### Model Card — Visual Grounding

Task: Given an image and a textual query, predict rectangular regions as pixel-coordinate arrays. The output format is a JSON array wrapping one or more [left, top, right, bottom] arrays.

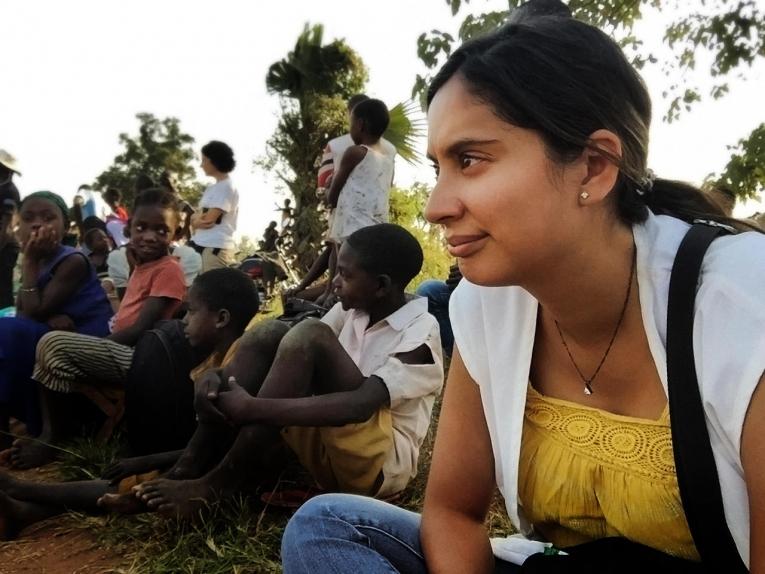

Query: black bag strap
[[667, 222, 748, 572]]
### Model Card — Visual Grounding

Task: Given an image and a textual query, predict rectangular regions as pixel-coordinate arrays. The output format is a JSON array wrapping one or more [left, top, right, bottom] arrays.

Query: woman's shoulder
[[637, 213, 765, 293], [704, 228, 765, 285], [206, 178, 236, 196]]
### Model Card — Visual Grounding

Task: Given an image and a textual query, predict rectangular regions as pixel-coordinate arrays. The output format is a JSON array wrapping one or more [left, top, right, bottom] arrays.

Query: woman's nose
[[424, 177, 462, 225]]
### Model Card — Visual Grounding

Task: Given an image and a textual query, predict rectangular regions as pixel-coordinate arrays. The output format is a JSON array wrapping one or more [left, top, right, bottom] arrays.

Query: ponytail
[[639, 178, 762, 234]]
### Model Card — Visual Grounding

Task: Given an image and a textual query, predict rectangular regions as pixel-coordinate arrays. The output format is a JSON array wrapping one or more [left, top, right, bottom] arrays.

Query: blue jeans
[[415, 280, 453, 357], [282, 494, 519, 573]]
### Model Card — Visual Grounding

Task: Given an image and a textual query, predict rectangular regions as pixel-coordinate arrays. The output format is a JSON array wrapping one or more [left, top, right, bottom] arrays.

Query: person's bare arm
[[191, 207, 225, 230], [17, 254, 88, 321], [216, 375, 390, 427], [421, 346, 497, 574], [326, 146, 367, 208], [107, 296, 177, 346], [215, 344, 432, 427], [742, 373, 765, 573]]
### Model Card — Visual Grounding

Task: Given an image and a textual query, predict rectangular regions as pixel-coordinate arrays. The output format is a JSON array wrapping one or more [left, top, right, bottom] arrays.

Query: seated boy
[[132, 223, 443, 519], [9, 188, 187, 468], [0, 267, 260, 538]]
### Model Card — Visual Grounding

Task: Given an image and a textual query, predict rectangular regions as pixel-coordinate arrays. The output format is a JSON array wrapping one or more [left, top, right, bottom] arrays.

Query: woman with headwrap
[[0, 192, 112, 449]]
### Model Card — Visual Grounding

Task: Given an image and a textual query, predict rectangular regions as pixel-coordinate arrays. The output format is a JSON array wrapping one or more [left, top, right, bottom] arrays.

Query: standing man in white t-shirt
[[190, 140, 239, 272]]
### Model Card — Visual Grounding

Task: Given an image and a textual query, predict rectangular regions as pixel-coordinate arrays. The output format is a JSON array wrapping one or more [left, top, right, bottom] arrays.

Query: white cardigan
[[450, 212, 765, 565]]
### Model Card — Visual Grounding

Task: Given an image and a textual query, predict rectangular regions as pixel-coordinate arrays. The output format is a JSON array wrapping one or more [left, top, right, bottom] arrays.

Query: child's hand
[[193, 370, 227, 423], [215, 377, 255, 426], [23, 225, 59, 261]]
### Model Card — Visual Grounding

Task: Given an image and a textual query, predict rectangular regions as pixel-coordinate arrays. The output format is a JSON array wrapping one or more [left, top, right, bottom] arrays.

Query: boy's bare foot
[[134, 478, 219, 520], [9, 438, 58, 469], [96, 492, 146, 515], [0, 490, 57, 540]]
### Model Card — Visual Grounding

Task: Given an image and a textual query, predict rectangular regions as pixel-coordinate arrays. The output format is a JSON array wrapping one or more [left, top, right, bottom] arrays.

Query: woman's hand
[[23, 225, 59, 262]]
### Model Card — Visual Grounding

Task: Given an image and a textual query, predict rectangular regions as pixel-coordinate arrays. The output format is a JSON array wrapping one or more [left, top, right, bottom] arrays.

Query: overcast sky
[[2, 0, 763, 240]]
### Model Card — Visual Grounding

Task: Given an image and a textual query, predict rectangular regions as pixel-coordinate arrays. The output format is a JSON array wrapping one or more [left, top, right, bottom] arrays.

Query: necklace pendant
[[584, 382, 593, 396]]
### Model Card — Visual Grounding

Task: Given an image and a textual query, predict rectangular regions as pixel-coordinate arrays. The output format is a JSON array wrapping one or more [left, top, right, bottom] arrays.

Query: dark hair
[[82, 215, 107, 234], [102, 188, 122, 205], [345, 223, 423, 288], [201, 140, 236, 173], [132, 187, 181, 221], [347, 94, 369, 111], [427, 0, 759, 232], [352, 99, 390, 140], [134, 173, 155, 194], [191, 268, 260, 333]]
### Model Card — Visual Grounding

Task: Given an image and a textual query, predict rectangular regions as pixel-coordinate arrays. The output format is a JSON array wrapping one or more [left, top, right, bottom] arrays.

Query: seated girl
[[0, 192, 112, 449]]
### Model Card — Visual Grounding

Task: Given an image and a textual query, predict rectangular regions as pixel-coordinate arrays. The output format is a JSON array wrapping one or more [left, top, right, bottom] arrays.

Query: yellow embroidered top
[[518, 384, 700, 561]]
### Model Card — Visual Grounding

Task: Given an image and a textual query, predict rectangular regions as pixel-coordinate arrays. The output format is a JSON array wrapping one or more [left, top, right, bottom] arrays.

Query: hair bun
[[507, 0, 572, 24]]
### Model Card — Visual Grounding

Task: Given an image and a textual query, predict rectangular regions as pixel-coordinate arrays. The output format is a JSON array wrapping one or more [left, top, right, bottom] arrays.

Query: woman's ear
[[216, 309, 231, 329], [578, 129, 623, 205]]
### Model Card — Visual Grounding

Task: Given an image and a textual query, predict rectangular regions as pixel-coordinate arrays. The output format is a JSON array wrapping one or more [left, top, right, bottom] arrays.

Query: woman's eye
[[431, 163, 440, 177], [459, 155, 481, 170]]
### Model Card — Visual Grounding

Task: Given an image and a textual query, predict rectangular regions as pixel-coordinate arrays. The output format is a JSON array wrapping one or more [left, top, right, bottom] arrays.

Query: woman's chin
[[458, 261, 515, 288]]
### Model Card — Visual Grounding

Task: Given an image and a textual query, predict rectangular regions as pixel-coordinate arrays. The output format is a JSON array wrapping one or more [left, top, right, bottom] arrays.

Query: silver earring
[[580, 191, 590, 200]]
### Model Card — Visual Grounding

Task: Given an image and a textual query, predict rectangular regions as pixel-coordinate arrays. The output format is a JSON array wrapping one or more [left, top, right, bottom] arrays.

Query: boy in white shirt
[[133, 223, 444, 519]]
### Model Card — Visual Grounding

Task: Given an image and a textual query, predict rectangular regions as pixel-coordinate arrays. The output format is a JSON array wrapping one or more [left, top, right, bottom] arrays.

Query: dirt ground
[[0, 520, 124, 574], [0, 466, 126, 574]]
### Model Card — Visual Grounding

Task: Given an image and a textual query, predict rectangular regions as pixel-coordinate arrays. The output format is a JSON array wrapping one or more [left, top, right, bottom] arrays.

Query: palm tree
[[264, 24, 425, 272]]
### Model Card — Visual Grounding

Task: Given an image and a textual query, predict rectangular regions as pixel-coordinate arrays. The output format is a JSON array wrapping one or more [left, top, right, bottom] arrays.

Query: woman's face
[[425, 76, 584, 287], [18, 197, 66, 245], [201, 154, 215, 177]]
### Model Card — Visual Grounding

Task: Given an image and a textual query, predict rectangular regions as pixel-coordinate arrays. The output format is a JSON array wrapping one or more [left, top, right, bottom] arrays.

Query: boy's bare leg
[[0, 469, 110, 512], [137, 320, 366, 519], [163, 320, 290, 481], [9, 387, 72, 469]]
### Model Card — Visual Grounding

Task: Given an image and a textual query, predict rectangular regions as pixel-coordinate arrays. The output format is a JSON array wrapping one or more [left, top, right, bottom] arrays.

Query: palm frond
[[385, 100, 426, 166]]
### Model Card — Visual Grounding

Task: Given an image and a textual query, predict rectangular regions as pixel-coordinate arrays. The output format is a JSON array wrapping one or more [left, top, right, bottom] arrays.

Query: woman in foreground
[[281, 1, 765, 572]]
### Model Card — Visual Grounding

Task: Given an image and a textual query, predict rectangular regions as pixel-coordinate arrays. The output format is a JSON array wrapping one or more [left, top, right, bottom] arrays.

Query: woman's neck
[[525, 222, 636, 346]]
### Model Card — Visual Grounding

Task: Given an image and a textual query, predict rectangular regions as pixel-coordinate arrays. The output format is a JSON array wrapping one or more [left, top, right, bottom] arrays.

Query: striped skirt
[[33, 331, 134, 393]]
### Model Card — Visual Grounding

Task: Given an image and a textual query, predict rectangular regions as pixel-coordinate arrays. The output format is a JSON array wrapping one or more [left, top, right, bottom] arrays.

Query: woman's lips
[[447, 234, 489, 257]]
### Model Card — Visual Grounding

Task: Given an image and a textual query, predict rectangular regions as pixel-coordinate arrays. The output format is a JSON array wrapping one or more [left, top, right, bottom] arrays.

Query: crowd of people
[[1, 0, 764, 571]]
